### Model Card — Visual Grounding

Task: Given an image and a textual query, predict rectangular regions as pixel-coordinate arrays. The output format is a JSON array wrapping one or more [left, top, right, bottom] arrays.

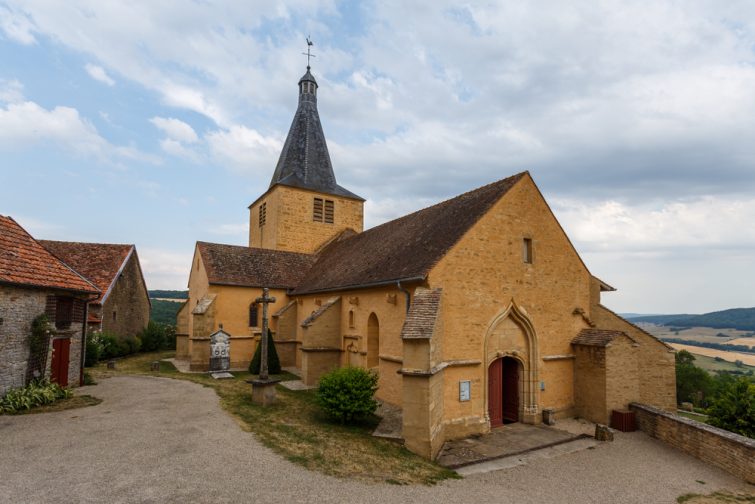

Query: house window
[[523, 237, 533, 264], [249, 303, 259, 327], [259, 202, 267, 227], [348, 310, 355, 328], [313, 198, 334, 223], [55, 296, 74, 330], [112, 311, 117, 322]]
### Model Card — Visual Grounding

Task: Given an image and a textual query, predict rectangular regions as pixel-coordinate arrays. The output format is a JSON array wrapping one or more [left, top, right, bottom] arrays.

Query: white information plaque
[[459, 380, 471, 402]]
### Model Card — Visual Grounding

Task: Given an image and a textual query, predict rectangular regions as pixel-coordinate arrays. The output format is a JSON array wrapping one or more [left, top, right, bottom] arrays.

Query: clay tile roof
[[301, 297, 340, 327], [572, 328, 635, 347], [197, 242, 316, 289], [401, 288, 442, 339], [292, 172, 527, 295], [39, 240, 134, 304], [0, 216, 98, 294]]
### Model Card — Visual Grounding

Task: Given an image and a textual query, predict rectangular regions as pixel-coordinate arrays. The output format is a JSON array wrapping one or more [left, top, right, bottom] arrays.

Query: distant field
[[726, 337, 755, 347], [677, 351, 755, 374], [638, 324, 754, 344], [152, 297, 187, 303], [668, 343, 755, 367]]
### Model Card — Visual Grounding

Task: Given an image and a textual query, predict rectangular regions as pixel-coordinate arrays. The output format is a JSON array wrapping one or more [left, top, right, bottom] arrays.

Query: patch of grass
[[91, 351, 459, 485], [11, 395, 102, 415], [677, 411, 711, 424], [678, 492, 755, 503]]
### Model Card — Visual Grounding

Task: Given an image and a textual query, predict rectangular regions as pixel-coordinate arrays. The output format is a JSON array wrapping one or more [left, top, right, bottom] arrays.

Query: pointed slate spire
[[269, 67, 363, 201]]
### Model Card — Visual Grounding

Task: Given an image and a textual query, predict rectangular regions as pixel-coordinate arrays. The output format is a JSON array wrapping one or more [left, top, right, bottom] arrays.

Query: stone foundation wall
[[0, 286, 47, 394], [630, 403, 755, 483]]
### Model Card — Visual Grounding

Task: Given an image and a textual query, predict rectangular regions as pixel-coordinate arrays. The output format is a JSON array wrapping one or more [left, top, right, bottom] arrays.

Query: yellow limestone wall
[[573, 345, 608, 423], [425, 173, 593, 441], [296, 286, 409, 402], [184, 245, 290, 371], [249, 185, 364, 254], [605, 337, 640, 418], [591, 303, 676, 411]]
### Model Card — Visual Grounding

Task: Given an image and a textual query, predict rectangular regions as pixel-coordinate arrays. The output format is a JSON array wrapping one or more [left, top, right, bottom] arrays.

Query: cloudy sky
[[1, 1, 754, 314]]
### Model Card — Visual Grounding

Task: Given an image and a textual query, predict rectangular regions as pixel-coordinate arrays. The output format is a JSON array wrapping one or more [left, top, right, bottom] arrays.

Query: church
[[175, 64, 676, 459]]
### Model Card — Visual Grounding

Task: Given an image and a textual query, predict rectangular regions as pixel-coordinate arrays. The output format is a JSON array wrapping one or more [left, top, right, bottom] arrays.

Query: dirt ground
[[0, 375, 752, 504]]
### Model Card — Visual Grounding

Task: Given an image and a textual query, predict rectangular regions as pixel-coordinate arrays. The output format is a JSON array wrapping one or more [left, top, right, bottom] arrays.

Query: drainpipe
[[396, 281, 411, 314]]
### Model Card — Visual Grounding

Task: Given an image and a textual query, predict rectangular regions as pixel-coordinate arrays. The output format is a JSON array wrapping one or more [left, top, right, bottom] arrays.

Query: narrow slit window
[[313, 197, 324, 222], [324, 199, 334, 224], [258, 202, 267, 227], [523, 238, 533, 264], [249, 303, 259, 327], [348, 310, 355, 328], [112, 311, 117, 322]]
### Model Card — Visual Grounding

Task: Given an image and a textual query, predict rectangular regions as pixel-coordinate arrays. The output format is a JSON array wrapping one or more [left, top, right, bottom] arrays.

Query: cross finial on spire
[[303, 36, 316, 69]]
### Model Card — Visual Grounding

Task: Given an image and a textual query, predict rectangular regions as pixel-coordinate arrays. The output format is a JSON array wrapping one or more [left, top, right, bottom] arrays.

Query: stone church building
[[176, 66, 675, 458]]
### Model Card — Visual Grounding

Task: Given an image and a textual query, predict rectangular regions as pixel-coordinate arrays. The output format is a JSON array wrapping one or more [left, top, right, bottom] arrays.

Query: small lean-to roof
[[40, 240, 136, 304], [292, 172, 527, 295], [401, 288, 442, 339], [197, 242, 316, 289], [572, 328, 636, 347], [0, 216, 98, 294]]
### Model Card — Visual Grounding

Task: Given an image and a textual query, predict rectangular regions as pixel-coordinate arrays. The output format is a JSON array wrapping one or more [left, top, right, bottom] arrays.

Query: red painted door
[[488, 359, 503, 428], [51, 338, 70, 387], [502, 358, 519, 423]]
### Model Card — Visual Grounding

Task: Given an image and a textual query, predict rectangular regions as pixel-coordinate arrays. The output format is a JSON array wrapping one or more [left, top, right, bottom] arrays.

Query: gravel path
[[0, 376, 751, 503]]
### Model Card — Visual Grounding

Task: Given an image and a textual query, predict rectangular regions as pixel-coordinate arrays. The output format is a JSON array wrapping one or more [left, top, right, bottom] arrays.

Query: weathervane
[[302, 36, 316, 69]]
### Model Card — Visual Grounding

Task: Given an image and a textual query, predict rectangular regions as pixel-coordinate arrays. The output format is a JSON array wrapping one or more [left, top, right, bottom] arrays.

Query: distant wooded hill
[[150, 298, 185, 325], [628, 307, 755, 331], [148, 290, 188, 299]]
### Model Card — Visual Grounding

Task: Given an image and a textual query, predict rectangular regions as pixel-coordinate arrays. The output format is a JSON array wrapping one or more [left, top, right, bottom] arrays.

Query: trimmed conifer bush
[[317, 366, 379, 424], [249, 329, 281, 375]]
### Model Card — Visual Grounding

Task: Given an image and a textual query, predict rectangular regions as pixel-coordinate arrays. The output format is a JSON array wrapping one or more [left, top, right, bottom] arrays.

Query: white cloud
[[0, 5, 36, 45], [150, 117, 198, 143], [84, 63, 115, 86], [0, 79, 24, 103], [138, 248, 193, 290], [209, 222, 248, 237], [206, 125, 282, 174], [159, 138, 199, 162]]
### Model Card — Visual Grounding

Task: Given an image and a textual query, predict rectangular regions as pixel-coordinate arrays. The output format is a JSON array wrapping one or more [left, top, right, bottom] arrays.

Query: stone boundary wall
[[630, 402, 754, 483]]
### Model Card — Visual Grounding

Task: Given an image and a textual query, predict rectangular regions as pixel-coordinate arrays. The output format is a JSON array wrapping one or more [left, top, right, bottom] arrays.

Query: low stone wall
[[630, 403, 754, 483]]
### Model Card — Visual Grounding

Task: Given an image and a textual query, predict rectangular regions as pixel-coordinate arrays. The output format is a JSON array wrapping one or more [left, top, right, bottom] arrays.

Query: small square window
[[523, 238, 533, 264]]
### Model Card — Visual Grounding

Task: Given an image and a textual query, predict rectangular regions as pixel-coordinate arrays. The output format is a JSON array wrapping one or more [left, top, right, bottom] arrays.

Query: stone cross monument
[[249, 288, 279, 405]]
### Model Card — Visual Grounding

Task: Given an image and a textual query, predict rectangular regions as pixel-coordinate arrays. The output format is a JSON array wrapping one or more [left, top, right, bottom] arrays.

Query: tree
[[675, 350, 714, 406], [249, 329, 281, 375], [707, 377, 755, 438]]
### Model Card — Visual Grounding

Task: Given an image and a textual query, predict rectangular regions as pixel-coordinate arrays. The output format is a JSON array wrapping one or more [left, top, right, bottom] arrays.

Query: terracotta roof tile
[[198, 242, 315, 289], [0, 216, 98, 294], [39, 240, 133, 304], [292, 172, 526, 294], [572, 328, 636, 347], [401, 288, 442, 339]]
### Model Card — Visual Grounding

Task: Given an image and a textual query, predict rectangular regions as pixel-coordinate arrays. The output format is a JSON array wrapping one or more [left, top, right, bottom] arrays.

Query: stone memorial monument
[[209, 325, 233, 379]]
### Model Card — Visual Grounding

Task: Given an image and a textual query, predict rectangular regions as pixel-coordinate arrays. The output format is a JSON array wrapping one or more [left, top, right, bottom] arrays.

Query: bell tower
[[248, 62, 364, 254]]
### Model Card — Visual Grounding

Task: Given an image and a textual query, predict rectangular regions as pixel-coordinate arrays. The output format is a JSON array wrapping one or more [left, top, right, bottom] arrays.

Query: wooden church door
[[488, 359, 503, 427], [51, 338, 70, 387], [501, 357, 519, 423]]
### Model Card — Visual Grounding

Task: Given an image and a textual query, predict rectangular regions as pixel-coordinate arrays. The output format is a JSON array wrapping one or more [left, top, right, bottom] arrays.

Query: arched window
[[249, 303, 259, 328], [367, 313, 379, 368]]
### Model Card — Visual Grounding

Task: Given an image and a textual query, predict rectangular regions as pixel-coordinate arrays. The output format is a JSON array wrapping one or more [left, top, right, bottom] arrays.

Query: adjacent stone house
[[177, 65, 676, 459], [0, 216, 99, 394], [40, 241, 151, 339]]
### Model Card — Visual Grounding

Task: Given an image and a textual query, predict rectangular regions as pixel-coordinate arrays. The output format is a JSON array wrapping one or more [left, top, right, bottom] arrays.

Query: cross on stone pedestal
[[255, 288, 276, 380], [249, 287, 279, 406]]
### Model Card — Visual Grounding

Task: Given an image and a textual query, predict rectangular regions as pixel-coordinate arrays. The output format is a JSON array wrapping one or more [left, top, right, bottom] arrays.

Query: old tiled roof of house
[[0, 216, 98, 294], [401, 288, 442, 339], [301, 297, 340, 327], [572, 328, 637, 347], [197, 242, 316, 289], [40, 240, 134, 304], [291, 172, 527, 294]]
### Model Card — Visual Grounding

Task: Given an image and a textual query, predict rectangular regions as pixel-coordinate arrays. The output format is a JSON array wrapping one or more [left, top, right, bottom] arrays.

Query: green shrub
[[99, 331, 121, 360], [124, 335, 142, 354], [85, 332, 102, 367], [140, 321, 167, 352], [82, 372, 96, 386], [316, 366, 379, 424], [0, 379, 72, 414], [249, 329, 281, 375], [707, 377, 755, 438]]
